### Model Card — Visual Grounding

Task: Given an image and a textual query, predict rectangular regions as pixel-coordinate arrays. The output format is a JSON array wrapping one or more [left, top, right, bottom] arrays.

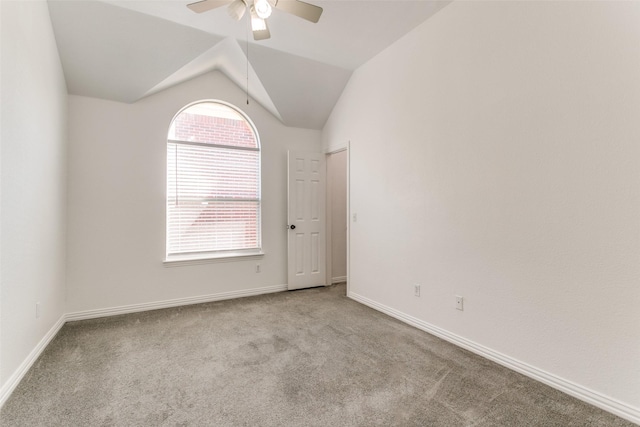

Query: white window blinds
[[166, 102, 261, 257]]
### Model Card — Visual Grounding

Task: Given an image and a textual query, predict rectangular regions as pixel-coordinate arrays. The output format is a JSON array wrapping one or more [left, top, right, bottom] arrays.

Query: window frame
[[164, 99, 263, 266]]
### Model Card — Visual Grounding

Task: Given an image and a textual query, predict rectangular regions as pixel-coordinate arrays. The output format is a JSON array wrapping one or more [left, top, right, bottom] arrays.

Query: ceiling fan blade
[[253, 19, 271, 40], [187, 0, 232, 14], [275, 0, 322, 23]]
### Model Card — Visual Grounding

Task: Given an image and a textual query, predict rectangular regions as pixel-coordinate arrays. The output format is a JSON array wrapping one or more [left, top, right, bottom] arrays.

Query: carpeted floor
[[0, 284, 634, 426]]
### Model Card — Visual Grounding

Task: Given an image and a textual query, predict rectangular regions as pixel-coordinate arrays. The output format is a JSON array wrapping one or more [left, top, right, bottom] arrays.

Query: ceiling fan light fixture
[[251, 14, 267, 31], [227, 0, 247, 21], [254, 0, 272, 19]]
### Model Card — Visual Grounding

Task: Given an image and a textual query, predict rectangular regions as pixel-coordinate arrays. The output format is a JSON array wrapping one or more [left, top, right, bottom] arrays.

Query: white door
[[287, 151, 326, 290]]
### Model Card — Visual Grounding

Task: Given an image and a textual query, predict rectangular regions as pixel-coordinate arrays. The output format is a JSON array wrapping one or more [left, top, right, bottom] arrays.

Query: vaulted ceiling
[[47, 0, 449, 129]]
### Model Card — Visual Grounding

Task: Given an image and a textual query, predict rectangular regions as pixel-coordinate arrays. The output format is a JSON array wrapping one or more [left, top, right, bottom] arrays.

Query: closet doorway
[[326, 148, 348, 290]]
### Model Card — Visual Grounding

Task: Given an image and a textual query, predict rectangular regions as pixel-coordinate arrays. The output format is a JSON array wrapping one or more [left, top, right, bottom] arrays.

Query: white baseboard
[[348, 291, 640, 425], [0, 284, 287, 409], [331, 276, 347, 284], [66, 284, 288, 321], [0, 314, 66, 408]]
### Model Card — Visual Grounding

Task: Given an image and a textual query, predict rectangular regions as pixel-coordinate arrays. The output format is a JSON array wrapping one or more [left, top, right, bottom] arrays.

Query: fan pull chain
[[246, 16, 250, 105]]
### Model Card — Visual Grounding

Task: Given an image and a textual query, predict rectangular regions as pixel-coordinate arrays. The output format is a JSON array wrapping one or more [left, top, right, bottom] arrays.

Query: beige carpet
[[0, 284, 633, 426]]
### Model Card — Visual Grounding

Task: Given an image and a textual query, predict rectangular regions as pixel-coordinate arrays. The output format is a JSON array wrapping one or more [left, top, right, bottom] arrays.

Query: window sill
[[163, 250, 265, 267]]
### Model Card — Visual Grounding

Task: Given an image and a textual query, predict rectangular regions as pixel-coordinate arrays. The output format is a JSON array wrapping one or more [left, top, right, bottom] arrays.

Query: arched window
[[166, 101, 261, 260]]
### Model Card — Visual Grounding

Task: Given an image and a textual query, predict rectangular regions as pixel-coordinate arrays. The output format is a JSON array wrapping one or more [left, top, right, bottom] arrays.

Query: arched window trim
[[164, 100, 264, 266]]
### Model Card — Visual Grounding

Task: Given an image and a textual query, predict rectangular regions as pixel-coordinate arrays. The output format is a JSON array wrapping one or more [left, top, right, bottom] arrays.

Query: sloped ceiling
[[47, 0, 449, 129], [48, 1, 223, 103]]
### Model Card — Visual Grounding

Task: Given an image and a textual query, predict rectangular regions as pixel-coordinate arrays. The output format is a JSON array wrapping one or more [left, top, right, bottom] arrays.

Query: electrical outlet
[[36, 302, 41, 319], [455, 295, 464, 311], [352, 213, 358, 222], [255, 264, 261, 273], [414, 284, 421, 297]]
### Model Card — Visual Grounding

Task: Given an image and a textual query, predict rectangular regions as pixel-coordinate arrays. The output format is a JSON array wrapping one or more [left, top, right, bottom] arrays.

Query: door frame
[[325, 143, 350, 296]]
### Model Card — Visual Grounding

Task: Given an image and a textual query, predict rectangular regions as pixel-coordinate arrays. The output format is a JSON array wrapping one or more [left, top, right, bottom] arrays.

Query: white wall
[[322, 0, 640, 419], [67, 71, 321, 313], [327, 150, 347, 281], [0, 0, 68, 389]]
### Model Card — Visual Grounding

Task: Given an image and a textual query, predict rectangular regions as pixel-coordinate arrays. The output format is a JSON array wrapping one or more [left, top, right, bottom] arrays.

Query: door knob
[[289, 224, 296, 230]]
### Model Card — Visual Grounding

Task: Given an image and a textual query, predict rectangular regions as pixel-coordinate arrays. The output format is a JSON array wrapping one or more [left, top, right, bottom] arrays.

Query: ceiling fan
[[187, 0, 323, 41]]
